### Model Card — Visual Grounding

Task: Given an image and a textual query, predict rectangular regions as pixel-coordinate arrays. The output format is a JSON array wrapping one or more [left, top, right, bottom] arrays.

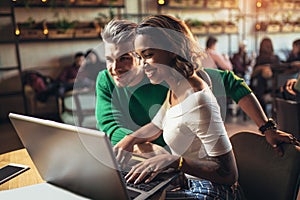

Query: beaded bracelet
[[177, 156, 183, 171], [259, 118, 277, 134]]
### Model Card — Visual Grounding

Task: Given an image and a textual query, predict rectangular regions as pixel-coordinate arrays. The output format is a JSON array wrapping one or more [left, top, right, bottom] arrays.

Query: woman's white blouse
[[152, 85, 232, 159]]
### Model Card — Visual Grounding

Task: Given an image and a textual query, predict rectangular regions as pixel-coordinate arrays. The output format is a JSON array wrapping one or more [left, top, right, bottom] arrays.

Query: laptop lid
[[9, 113, 129, 200]]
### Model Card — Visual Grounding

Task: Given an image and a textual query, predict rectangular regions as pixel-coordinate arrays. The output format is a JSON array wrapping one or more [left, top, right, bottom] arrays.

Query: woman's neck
[[168, 73, 204, 106]]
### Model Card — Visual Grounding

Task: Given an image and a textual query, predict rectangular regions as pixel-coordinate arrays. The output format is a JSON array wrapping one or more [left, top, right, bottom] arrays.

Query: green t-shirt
[[96, 70, 168, 146], [96, 69, 252, 146]]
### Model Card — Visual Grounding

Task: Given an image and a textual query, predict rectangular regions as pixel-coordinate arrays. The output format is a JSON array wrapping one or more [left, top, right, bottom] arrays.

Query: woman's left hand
[[125, 154, 179, 184]]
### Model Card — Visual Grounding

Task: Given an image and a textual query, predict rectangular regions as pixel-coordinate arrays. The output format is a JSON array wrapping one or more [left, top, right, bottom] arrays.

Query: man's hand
[[285, 78, 297, 95], [264, 129, 300, 156], [113, 135, 136, 167]]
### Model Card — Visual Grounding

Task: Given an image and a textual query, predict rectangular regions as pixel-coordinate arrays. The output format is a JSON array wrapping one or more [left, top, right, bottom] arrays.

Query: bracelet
[[259, 118, 277, 134], [177, 156, 183, 171]]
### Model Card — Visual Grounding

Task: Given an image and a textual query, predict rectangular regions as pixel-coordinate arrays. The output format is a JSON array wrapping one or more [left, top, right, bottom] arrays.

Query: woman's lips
[[145, 69, 156, 78]]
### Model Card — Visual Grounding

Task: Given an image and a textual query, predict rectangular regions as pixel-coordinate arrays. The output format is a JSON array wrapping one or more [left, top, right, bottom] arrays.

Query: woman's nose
[[143, 61, 149, 69]]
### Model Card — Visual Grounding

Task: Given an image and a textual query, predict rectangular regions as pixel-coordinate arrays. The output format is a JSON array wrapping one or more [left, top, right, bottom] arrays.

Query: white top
[[152, 85, 232, 161]]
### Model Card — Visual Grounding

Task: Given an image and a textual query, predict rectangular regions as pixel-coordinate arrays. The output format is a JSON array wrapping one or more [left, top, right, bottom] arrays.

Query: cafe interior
[[0, 0, 299, 199]]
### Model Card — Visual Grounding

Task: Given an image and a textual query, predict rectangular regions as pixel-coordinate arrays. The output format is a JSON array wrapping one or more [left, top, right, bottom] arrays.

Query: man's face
[[75, 55, 85, 67], [104, 42, 143, 87]]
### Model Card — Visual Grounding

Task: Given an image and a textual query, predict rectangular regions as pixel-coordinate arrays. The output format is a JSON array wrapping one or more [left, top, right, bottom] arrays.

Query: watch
[[259, 118, 277, 134]]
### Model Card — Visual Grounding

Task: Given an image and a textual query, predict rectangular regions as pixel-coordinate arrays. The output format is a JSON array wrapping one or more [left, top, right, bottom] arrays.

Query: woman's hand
[[125, 154, 179, 184]]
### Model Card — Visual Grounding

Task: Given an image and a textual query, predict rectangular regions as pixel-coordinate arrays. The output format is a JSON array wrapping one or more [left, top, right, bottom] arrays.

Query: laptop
[[3, 113, 176, 200]]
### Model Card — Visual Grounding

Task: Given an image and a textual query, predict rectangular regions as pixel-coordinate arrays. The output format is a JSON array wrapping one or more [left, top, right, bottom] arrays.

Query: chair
[[275, 98, 300, 140], [59, 88, 97, 129], [230, 131, 300, 200]]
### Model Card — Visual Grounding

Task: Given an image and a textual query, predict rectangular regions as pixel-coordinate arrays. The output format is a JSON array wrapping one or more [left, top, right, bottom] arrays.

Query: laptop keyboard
[[121, 171, 171, 192]]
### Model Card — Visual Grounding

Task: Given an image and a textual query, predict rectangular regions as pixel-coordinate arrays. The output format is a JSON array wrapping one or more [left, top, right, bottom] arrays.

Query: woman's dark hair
[[259, 37, 274, 57]]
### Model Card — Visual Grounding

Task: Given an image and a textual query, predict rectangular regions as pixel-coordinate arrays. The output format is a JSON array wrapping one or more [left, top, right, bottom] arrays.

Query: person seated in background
[[84, 49, 106, 84], [286, 39, 300, 63], [230, 40, 253, 78], [202, 36, 233, 71], [96, 18, 299, 162], [250, 37, 281, 114], [285, 39, 300, 72], [57, 52, 85, 97]]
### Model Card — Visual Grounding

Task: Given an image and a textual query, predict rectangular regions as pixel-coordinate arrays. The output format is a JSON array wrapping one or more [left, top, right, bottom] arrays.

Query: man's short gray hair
[[101, 19, 137, 44]]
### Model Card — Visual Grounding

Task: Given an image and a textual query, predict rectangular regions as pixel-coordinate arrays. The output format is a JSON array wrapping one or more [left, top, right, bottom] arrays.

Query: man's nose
[[112, 60, 122, 73]]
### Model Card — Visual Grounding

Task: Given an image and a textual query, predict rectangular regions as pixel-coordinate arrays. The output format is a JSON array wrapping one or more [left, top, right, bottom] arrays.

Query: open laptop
[[3, 113, 176, 200]]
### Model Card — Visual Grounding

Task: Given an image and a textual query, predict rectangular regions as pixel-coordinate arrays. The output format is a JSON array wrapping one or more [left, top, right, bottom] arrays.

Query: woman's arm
[[177, 151, 238, 185], [125, 150, 237, 186]]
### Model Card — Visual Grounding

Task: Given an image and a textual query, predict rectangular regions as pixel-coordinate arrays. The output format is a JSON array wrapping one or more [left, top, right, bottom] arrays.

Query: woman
[[250, 37, 280, 113], [114, 15, 241, 199]]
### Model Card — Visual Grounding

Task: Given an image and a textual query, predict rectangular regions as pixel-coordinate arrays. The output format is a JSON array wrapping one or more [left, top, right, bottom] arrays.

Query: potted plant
[[206, 0, 222, 9], [294, 18, 300, 32], [223, 0, 239, 9], [282, 11, 294, 32], [17, 17, 46, 39], [267, 20, 281, 33], [186, 19, 207, 34], [224, 21, 238, 33], [168, 0, 187, 7], [74, 20, 100, 38], [208, 20, 224, 34], [46, 18, 76, 39]]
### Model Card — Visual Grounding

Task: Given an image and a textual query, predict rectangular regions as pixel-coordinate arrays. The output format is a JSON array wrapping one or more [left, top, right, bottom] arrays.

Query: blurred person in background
[[84, 49, 106, 83], [286, 39, 300, 63], [203, 36, 233, 71], [250, 37, 280, 114], [230, 40, 254, 78], [57, 52, 85, 97]]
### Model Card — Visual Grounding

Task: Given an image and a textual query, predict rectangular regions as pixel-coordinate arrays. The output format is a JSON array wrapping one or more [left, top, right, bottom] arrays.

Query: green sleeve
[[204, 68, 252, 103], [95, 70, 133, 145]]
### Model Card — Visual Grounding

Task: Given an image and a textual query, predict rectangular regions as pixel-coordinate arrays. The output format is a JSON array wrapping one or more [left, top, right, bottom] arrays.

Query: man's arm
[[238, 93, 299, 155], [204, 68, 299, 155], [95, 70, 133, 145]]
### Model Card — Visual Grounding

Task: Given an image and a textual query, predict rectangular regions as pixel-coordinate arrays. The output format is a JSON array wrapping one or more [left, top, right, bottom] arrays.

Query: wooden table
[[0, 148, 43, 191]]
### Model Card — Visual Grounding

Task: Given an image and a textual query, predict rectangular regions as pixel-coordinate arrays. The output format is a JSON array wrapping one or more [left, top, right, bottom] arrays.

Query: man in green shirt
[[95, 19, 299, 155]]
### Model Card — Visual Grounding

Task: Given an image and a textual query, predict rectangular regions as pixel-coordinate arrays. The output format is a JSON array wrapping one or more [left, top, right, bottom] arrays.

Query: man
[[95, 19, 299, 156], [57, 52, 86, 96]]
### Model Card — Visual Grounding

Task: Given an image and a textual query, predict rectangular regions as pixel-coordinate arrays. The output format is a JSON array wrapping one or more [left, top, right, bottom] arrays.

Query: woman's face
[[134, 34, 175, 84]]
